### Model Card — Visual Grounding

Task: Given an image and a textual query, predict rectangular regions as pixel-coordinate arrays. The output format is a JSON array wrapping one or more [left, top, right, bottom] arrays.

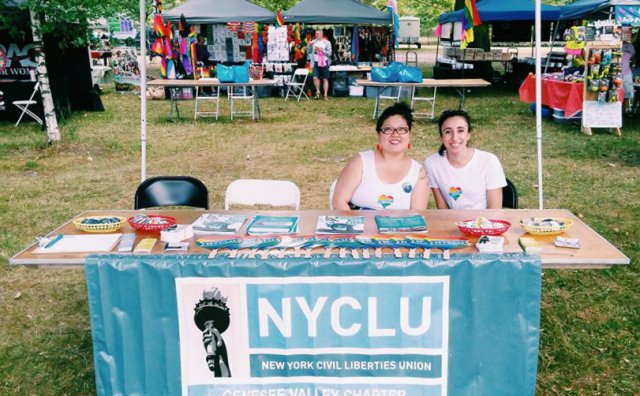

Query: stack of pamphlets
[[316, 215, 365, 234], [191, 214, 248, 235], [375, 214, 428, 233], [246, 215, 299, 235]]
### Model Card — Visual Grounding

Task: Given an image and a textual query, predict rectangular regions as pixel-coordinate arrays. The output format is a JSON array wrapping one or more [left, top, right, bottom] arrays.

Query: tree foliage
[[0, 0, 182, 47]]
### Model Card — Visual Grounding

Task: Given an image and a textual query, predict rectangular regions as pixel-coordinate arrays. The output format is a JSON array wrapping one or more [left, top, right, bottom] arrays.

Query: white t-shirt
[[425, 149, 506, 210], [350, 151, 421, 210]]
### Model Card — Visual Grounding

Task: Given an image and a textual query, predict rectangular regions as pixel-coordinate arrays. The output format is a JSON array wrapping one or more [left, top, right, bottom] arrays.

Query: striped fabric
[[241, 22, 256, 34]]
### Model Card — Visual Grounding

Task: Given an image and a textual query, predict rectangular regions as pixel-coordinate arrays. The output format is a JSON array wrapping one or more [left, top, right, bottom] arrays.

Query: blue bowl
[[530, 103, 553, 119]]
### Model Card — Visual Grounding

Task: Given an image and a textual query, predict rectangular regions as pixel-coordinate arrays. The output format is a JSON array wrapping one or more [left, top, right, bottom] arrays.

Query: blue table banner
[[85, 253, 542, 396]]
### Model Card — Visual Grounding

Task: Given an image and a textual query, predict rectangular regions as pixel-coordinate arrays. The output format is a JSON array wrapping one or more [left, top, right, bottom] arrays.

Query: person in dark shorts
[[307, 29, 332, 100]]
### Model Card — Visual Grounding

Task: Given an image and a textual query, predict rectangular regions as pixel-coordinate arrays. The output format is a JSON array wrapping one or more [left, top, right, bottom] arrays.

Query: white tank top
[[350, 150, 421, 210]]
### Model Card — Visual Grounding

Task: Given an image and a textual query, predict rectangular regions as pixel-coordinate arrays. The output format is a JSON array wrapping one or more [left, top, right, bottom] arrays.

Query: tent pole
[[535, 0, 543, 209], [140, 0, 147, 182], [545, 21, 560, 74]]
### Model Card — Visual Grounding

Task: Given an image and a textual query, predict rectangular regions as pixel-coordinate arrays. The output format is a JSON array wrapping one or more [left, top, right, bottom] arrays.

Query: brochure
[[316, 215, 365, 234], [191, 214, 248, 235], [375, 214, 428, 233], [246, 215, 299, 235]]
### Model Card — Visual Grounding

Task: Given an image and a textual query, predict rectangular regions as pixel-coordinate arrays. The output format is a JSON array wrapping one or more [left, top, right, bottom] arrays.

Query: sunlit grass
[[0, 82, 638, 395]]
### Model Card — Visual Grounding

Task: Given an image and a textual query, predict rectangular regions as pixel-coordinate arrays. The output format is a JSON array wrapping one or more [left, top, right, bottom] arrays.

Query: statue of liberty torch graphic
[[194, 287, 232, 377]]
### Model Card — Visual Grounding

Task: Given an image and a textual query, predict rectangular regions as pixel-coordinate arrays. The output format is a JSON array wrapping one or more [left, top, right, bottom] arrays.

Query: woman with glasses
[[425, 109, 506, 210], [332, 103, 429, 210]]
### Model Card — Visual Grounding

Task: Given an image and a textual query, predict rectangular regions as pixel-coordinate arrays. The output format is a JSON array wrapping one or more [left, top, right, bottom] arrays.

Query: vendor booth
[[283, 0, 393, 97], [518, 0, 640, 134], [436, 0, 561, 82]]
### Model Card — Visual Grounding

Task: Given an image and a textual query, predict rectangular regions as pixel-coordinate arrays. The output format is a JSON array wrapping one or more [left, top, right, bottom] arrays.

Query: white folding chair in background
[[284, 68, 309, 102], [411, 86, 437, 119], [194, 79, 220, 120], [225, 179, 301, 210], [373, 85, 403, 119], [14, 82, 43, 127], [229, 86, 255, 120]]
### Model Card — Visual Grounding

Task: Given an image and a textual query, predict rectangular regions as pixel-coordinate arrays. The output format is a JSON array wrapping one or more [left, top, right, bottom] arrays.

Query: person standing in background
[[195, 34, 211, 66], [307, 29, 332, 100], [621, 34, 635, 112]]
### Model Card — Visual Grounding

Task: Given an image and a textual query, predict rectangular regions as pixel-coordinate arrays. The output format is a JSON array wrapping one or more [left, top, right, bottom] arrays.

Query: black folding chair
[[134, 176, 209, 209], [502, 178, 518, 209]]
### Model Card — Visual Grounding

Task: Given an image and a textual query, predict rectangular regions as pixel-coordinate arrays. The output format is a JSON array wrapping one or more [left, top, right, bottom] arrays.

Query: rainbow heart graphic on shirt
[[448, 187, 462, 201], [378, 194, 394, 208]]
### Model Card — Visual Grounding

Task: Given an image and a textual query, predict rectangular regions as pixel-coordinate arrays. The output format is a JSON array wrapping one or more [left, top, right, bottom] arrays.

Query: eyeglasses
[[380, 126, 410, 135]]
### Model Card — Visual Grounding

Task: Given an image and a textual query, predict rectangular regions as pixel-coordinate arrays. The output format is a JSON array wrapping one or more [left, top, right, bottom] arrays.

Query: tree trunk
[[29, 9, 60, 143]]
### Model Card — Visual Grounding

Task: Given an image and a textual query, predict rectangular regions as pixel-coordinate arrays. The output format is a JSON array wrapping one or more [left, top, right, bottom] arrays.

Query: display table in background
[[518, 75, 624, 119], [147, 78, 276, 121], [356, 79, 491, 118]]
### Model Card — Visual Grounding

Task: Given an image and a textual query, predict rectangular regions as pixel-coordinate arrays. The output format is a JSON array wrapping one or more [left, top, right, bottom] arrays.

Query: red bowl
[[456, 219, 511, 236], [128, 215, 177, 232]]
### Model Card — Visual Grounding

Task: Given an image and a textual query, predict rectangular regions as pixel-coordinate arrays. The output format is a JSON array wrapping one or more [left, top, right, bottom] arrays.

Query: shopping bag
[[217, 65, 234, 82], [371, 67, 393, 82], [232, 63, 250, 83], [398, 66, 423, 83]]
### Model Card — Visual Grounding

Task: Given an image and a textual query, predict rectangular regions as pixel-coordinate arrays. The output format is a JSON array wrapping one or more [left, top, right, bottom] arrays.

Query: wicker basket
[[456, 219, 511, 236], [128, 215, 176, 232], [520, 217, 573, 235], [73, 216, 127, 233]]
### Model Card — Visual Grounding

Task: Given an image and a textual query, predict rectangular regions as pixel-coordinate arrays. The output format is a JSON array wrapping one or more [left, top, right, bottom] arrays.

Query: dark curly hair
[[436, 109, 472, 156], [376, 102, 413, 133]]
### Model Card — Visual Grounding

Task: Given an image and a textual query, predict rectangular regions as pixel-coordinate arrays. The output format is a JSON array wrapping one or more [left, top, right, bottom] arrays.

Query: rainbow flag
[[276, 10, 285, 26], [461, 0, 481, 49]]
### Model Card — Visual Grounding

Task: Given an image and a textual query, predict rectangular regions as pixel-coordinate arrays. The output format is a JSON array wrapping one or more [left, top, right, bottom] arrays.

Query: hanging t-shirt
[[425, 149, 506, 210], [350, 151, 421, 210]]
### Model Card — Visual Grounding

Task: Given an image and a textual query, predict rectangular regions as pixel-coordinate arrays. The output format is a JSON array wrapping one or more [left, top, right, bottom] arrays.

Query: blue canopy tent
[[439, 0, 561, 24], [558, 0, 640, 20]]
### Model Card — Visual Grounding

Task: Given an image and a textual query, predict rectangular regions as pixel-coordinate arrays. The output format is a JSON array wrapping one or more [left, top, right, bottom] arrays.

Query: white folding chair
[[194, 79, 220, 120], [229, 85, 255, 120], [225, 179, 301, 210], [284, 68, 309, 102], [373, 85, 403, 119], [411, 86, 437, 119], [14, 82, 43, 126]]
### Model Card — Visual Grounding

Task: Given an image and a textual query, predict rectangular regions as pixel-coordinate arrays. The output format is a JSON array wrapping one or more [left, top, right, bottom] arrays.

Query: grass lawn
[[0, 81, 638, 395]]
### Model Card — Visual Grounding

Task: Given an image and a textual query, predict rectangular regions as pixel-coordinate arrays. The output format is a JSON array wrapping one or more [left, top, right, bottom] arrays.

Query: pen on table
[[45, 234, 64, 248]]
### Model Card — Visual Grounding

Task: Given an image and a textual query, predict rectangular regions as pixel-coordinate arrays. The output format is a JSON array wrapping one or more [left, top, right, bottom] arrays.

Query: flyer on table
[[176, 277, 449, 396]]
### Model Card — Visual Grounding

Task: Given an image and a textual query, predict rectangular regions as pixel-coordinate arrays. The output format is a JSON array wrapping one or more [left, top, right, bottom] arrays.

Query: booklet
[[191, 214, 248, 235], [316, 215, 365, 234], [375, 214, 428, 233], [246, 215, 299, 235]]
